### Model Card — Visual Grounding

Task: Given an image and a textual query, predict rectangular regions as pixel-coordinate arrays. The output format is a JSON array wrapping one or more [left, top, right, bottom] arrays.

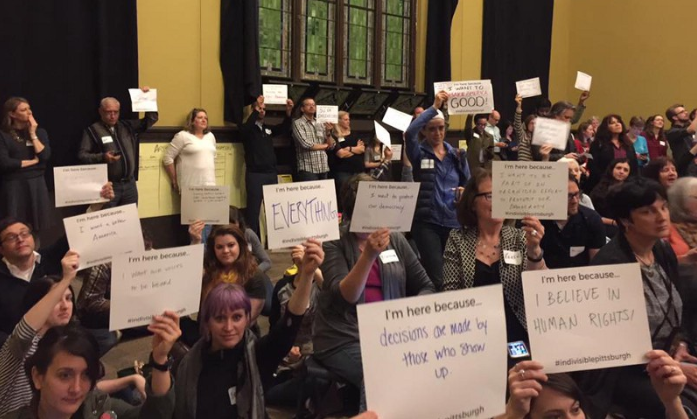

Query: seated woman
[[558, 157, 594, 209], [0, 251, 179, 418], [313, 173, 434, 408], [589, 157, 631, 237], [643, 156, 679, 190], [442, 168, 546, 368], [174, 239, 323, 419], [584, 177, 696, 417], [498, 354, 688, 419]]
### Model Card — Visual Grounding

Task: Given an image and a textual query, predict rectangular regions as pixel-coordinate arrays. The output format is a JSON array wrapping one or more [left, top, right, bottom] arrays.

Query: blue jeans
[[411, 221, 453, 291], [105, 179, 138, 208], [314, 342, 366, 411]]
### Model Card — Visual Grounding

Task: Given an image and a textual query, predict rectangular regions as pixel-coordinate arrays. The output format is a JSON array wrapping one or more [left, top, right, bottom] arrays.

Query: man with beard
[[665, 103, 697, 176]]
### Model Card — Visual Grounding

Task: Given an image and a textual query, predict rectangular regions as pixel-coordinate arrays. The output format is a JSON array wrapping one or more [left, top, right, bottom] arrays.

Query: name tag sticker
[[570, 246, 585, 257], [338, 136, 345, 143], [264, 128, 272, 135], [379, 249, 399, 264], [25, 140, 33, 147], [420, 159, 434, 169], [660, 141, 666, 146], [228, 387, 237, 405], [503, 250, 522, 266], [101, 136, 114, 144]]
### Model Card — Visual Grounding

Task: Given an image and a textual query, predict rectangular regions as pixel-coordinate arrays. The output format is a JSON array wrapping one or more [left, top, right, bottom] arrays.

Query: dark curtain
[[0, 0, 139, 173], [481, 0, 554, 122], [424, 0, 459, 103], [221, 0, 262, 124]]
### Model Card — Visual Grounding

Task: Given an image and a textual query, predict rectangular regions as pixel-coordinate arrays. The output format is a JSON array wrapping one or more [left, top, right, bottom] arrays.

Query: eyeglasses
[[1, 230, 32, 244], [475, 192, 493, 201], [568, 192, 580, 201]]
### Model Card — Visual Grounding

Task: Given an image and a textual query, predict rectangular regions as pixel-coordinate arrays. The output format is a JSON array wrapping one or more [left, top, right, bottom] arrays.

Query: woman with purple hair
[[173, 239, 324, 419]]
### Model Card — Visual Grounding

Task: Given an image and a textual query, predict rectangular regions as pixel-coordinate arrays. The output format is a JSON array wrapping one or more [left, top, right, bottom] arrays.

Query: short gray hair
[[99, 97, 120, 109], [668, 177, 697, 223]]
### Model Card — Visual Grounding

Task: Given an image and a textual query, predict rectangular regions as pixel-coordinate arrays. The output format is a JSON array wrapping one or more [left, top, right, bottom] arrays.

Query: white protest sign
[[128, 88, 158, 112], [492, 161, 568, 220], [109, 244, 205, 330], [53, 164, 108, 208], [316, 105, 339, 123], [358, 285, 508, 419], [532, 117, 571, 151], [350, 181, 420, 233], [374, 120, 392, 148], [63, 204, 144, 270], [389, 144, 402, 161], [382, 107, 413, 132], [180, 186, 230, 225], [515, 77, 542, 98], [434, 80, 494, 115], [574, 71, 592, 91], [262, 84, 288, 105], [263, 179, 340, 249], [522, 263, 652, 373]]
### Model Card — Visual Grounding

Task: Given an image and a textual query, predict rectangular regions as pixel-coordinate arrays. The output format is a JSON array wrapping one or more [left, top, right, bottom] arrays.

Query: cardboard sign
[[382, 107, 413, 132], [358, 286, 508, 419], [350, 181, 420, 233], [128, 88, 158, 112], [374, 120, 392, 147], [54, 164, 109, 207], [434, 80, 494, 115], [515, 77, 542, 98], [522, 263, 652, 373], [574, 71, 592, 91], [532, 117, 572, 151], [262, 84, 288, 105], [316, 105, 339, 124], [180, 186, 230, 225]]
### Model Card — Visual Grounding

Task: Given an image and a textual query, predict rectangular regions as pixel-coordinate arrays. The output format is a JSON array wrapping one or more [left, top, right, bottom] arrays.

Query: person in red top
[[643, 114, 669, 159]]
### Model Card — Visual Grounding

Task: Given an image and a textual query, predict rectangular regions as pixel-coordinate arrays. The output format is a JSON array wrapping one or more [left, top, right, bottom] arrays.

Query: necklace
[[476, 239, 500, 258]]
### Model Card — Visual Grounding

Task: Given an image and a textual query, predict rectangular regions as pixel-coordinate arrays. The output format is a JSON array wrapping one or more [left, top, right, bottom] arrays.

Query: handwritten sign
[[389, 144, 402, 161], [532, 117, 571, 151], [54, 164, 108, 208], [382, 107, 413, 132], [492, 161, 568, 220], [128, 88, 158, 112], [574, 71, 592, 91], [350, 182, 420, 233], [433, 80, 494, 115], [180, 186, 230, 225], [374, 120, 392, 147], [262, 84, 288, 105], [63, 204, 145, 270], [522, 263, 652, 373], [358, 286, 507, 419], [109, 244, 205, 330], [263, 179, 339, 249], [515, 77, 542, 98], [316, 105, 339, 124]]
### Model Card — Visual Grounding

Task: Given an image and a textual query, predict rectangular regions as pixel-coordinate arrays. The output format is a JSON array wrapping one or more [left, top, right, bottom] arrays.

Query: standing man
[[78, 88, 158, 207], [241, 95, 294, 236], [665, 104, 697, 176], [291, 97, 334, 181]]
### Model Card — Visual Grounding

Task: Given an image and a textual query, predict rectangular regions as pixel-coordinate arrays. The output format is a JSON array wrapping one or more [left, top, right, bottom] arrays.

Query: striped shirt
[[292, 116, 329, 174], [0, 318, 38, 415]]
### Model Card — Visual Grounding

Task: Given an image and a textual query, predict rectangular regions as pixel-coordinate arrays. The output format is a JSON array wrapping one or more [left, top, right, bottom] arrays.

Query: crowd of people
[[1, 83, 697, 419]]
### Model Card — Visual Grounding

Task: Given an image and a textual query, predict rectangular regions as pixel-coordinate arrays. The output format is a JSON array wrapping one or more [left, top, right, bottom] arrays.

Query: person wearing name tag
[[174, 239, 323, 419], [643, 115, 670, 161], [0, 98, 52, 235], [443, 169, 546, 368], [578, 177, 697, 418], [313, 174, 434, 411], [587, 115, 638, 191], [331, 111, 366, 202], [78, 90, 158, 208], [405, 91, 470, 290]]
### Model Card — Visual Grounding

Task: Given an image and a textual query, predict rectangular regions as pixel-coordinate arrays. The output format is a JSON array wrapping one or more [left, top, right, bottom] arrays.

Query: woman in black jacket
[[588, 114, 638, 191]]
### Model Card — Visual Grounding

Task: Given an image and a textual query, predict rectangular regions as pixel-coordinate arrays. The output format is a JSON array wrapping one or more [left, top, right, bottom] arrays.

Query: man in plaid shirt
[[292, 97, 335, 181]]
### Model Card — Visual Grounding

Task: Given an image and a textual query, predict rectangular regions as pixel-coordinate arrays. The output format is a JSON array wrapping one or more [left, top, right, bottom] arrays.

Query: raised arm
[[338, 229, 390, 304]]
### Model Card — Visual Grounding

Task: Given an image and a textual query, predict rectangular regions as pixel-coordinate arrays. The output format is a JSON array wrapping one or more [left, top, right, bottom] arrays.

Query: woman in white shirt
[[164, 108, 216, 193]]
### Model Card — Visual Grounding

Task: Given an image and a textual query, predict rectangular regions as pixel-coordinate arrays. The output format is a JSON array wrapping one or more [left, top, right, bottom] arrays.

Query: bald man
[[78, 89, 158, 207]]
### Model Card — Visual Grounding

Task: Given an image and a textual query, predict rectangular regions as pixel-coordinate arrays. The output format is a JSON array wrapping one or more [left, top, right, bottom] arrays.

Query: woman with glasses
[[0, 98, 52, 234], [442, 168, 546, 368]]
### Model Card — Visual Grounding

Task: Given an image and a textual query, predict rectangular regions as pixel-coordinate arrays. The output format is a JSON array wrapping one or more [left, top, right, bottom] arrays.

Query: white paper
[[389, 144, 402, 161], [263, 180, 340, 249], [574, 71, 592, 91], [522, 263, 652, 373], [515, 77, 542, 98], [358, 286, 508, 419], [532, 117, 572, 151], [53, 164, 109, 208], [433, 80, 494, 115], [180, 186, 230, 225], [109, 244, 205, 330], [492, 161, 568, 220], [128, 88, 158, 112], [350, 182, 420, 233], [374, 121, 392, 148], [382, 107, 413, 132], [262, 84, 288, 105], [63, 204, 145, 270], [316, 105, 339, 124]]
